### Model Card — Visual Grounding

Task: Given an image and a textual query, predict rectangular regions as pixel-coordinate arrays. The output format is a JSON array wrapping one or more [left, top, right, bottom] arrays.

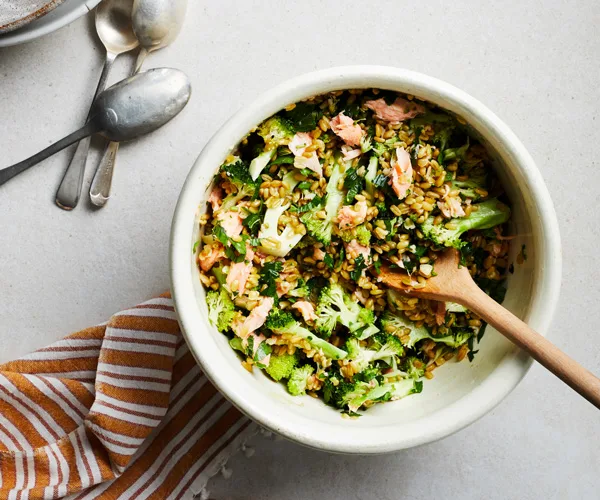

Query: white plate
[[0, 0, 100, 48]]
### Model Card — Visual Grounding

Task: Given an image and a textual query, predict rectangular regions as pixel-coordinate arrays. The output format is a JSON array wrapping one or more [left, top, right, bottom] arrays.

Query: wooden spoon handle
[[459, 284, 600, 409]]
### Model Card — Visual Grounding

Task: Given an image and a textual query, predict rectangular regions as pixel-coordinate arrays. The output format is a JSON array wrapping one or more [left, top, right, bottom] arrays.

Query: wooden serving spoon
[[377, 248, 600, 409]]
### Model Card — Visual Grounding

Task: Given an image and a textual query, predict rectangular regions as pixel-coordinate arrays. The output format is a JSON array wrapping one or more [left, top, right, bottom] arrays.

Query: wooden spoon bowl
[[377, 248, 600, 409]]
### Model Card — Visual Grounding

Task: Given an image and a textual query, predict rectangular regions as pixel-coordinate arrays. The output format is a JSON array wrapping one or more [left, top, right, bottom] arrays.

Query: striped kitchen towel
[[0, 294, 256, 499]]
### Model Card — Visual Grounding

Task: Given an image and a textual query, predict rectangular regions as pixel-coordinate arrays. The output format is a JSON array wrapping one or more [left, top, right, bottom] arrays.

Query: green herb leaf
[[192, 241, 200, 253], [282, 103, 324, 133], [254, 341, 272, 364], [289, 195, 324, 214], [300, 168, 315, 177], [467, 336, 478, 362], [324, 254, 334, 270], [343, 167, 365, 204], [230, 237, 247, 256], [259, 261, 283, 297], [402, 255, 417, 274], [220, 160, 253, 185], [213, 225, 229, 246], [269, 155, 294, 166], [336, 245, 346, 270], [349, 255, 366, 281], [373, 260, 382, 274], [413, 245, 428, 257], [477, 323, 487, 343], [372, 173, 389, 189], [242, 210, 263, 236], [297, 181, 312, 190]]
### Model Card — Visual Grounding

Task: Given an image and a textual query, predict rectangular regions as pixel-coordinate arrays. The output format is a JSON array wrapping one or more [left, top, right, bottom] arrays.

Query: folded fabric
[[0, 294, 256, 499]]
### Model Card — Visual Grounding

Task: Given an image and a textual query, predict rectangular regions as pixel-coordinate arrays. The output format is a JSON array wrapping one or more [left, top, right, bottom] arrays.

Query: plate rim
[[0, 0, 100, 48]]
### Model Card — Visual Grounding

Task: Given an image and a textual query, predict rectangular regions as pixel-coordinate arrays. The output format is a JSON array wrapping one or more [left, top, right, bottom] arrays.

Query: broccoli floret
[[365, 155, 379, 195], [265, 308, 348, 360], [249, 117, 295, 180], [335, 380, 374, 411], [433, 126, 454, 152], [206, 288, 235, 332], [331, 378, 422, 412], [257, 201, 305, 257], [420, 199, 510, 249], [360, 134, 372, 154], [338, 224, 371, 246], [403, 357, 426, 379], [370, 333, 405, 357], [258, 116, 294, 147], [371, 141, 387, 157], [314, 282, 379, 338], [443, 137, 470, 162], [301, 158, 345, 245], [450, 171, 488, 200], [287, 364, 314, 396], [288, 278, 311, 299], [345, 336, 404, 373], [265, 353, 298, 381], [381, 310, 472, 349], [219, 160, 258, 212]]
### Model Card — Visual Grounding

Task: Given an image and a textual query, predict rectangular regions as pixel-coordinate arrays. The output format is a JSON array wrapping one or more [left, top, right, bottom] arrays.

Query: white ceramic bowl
[[170, 66, 561, 453]]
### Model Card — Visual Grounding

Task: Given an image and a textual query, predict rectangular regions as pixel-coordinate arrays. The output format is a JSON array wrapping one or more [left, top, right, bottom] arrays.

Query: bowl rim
[[170, 65, 562, 453]]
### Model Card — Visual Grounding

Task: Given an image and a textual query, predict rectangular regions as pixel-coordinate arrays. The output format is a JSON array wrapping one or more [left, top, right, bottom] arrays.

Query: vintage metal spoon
[[378, 248, 600, 409], [89, 0, 188, 207], [55, 0, 138, 211], [0, 69, 191, 187]]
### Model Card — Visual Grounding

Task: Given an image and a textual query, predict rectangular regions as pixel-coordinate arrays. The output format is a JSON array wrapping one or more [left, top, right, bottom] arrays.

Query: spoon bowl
[[96, 0, 139, 54], [132, 0, 187, 52], [93, 67, 192, 142]]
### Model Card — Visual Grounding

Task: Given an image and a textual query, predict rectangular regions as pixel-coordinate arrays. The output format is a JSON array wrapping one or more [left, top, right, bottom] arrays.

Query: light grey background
[[1, 1, 598, 499]]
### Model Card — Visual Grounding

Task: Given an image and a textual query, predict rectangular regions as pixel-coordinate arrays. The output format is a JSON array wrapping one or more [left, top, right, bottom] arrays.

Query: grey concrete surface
[[1, 1, 599, 499]]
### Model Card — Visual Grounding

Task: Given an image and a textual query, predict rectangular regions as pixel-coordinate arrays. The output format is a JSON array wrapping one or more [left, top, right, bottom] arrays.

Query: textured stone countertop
[[1, 1, 598, 498]]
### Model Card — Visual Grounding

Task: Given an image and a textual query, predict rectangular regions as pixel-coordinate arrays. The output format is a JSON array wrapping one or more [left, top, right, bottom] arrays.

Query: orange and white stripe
[[0, 293, 256, 499]]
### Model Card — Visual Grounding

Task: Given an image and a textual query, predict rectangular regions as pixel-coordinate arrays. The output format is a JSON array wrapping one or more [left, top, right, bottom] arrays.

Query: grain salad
[[196, 89, 512, 415]]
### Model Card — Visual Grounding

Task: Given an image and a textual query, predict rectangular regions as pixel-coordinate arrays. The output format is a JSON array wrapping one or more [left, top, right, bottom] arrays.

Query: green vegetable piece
[[287, 365, 315, 396], [265, 353, 298, 381], [265, 308, 348, 360], [206, 288, 236, 332], [420, 199, 511, 249], [301, 157, 345, 245]]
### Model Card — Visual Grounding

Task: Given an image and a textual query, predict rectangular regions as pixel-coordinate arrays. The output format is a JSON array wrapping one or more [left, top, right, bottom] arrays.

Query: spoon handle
[[458, 282, 600, 409], [89, 48, 149, 207], [89, 141, 120, 207], [55, 51, 117, 211], [0, 121, 101, 188]]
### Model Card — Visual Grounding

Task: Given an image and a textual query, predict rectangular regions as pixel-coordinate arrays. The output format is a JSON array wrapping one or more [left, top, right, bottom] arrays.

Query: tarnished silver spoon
[[0, 69, 191, 187], [55, 0, 138, 211], [89, 0, 188, 207]]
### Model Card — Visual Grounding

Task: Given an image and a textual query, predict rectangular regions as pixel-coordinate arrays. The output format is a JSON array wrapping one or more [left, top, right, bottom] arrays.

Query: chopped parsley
[[259, 261, 283, 298], [349, 255, 366, 281], [343, 167, 364, 204]]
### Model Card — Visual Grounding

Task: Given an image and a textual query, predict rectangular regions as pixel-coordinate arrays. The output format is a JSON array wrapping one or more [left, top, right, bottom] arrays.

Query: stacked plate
[[0, 0, 100, 47]]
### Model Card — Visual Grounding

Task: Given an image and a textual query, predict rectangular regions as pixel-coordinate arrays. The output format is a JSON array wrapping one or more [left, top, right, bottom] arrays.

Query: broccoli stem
[[285, 323, 348, 360], [365, 155, 378, 195]]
